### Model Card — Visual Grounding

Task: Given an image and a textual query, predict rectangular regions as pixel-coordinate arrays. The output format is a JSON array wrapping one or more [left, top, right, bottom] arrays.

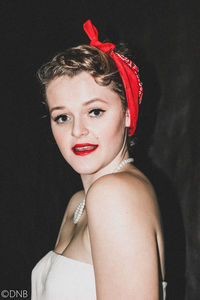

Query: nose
[[71, 117, 89, 138]]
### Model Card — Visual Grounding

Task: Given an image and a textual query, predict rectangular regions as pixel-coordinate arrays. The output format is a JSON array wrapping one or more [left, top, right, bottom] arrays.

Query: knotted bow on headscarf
[[83, 20, 143, 136]]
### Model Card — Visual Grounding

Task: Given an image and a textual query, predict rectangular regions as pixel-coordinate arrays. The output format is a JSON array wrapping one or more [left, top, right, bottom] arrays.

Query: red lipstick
[[72, 143, 99, 156]]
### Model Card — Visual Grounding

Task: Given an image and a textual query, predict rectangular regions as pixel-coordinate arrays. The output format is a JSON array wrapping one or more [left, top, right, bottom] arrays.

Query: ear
[[125, 108, 131, 127]]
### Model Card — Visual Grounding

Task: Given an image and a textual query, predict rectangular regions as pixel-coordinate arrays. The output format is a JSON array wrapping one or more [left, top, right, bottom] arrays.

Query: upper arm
[[86, 174, 161, 300]]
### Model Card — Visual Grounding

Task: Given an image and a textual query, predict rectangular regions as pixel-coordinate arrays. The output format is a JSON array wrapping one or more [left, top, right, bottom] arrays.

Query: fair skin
[[46, 71, 165, 300]]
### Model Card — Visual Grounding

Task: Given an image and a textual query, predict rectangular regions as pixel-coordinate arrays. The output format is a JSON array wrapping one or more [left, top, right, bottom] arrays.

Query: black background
[[1, 1, 199, 299]]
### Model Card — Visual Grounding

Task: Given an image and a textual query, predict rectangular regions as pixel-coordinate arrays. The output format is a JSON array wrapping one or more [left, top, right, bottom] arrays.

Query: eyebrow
[[50, 98, 108, 114], [83, 98, 108, 106], [50, 106, 65, 114]]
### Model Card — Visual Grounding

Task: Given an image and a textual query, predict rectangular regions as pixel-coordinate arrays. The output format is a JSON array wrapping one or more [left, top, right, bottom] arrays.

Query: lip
[[72, 143, 99, 156]]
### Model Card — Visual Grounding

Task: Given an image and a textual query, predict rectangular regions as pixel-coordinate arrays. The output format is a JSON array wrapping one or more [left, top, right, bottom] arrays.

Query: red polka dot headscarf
[[83, 20, 143, 136]]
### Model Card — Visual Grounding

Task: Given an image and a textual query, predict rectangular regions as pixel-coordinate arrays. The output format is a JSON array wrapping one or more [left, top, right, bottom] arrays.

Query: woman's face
[[46, 72, 130, 174]]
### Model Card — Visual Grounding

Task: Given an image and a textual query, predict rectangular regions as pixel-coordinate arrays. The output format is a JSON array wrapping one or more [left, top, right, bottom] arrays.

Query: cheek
[[96, 115, 125, 144], [51, 125, 59, 142], [51, 126, 67, 151]]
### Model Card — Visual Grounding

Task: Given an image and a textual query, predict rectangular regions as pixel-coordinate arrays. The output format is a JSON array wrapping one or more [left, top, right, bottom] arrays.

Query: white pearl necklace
[[112, 157, 134, 173], [73, 158, 134, 224], [73, 198, 86, 224]]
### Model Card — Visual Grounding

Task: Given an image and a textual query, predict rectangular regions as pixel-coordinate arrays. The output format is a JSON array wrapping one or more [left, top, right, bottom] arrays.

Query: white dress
[[31, 250, 167, 300]]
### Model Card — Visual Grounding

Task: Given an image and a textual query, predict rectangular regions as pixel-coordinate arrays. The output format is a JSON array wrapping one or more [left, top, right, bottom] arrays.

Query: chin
[[69, 162, 99, 175]]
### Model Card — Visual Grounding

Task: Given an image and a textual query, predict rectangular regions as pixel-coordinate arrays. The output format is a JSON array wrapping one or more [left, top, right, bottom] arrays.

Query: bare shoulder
[[86, 169, 164, 298], [86, 169, 161, 227]]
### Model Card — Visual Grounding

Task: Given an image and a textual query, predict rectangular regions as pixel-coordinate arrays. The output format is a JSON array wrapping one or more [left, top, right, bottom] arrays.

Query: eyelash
[[89, 108, 105, 117], [54, 115, 69, 123], [53, 109, 105, 124]]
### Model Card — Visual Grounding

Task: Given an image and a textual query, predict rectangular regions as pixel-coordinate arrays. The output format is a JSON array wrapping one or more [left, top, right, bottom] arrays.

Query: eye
[[54, 114, 69, 123], [89, 109, 105, 117]]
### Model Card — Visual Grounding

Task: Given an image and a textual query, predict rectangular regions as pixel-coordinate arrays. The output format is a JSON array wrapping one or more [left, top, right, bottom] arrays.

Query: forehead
[[46, 72, 121, 107]]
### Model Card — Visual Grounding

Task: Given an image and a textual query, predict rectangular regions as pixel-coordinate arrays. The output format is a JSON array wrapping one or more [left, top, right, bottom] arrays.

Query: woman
[[31, 20, 167, 299]]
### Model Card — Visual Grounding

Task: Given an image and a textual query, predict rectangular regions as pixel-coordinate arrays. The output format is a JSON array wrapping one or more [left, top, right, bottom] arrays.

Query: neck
[[80, 150, 130, 194]]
